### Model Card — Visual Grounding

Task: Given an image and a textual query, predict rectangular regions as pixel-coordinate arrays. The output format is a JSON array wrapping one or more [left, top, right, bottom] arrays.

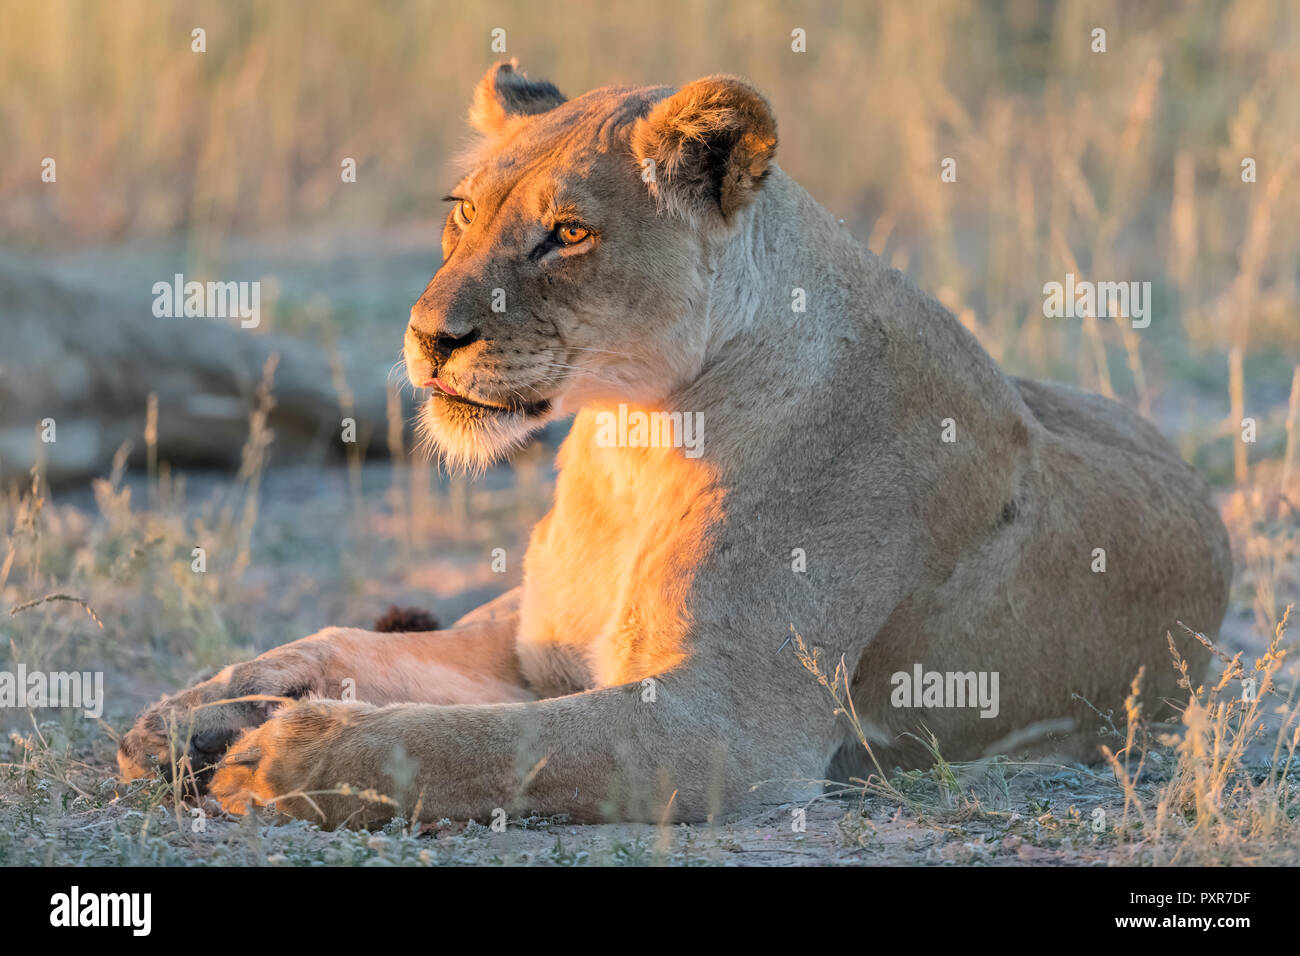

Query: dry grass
[[0, 377, 546, 864], [5, 2, 1299, 384], [6, 1, 1299, 462]]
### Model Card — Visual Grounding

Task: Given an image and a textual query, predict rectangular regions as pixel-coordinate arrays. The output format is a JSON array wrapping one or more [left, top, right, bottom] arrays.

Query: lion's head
[[403, 62, 777, 470]]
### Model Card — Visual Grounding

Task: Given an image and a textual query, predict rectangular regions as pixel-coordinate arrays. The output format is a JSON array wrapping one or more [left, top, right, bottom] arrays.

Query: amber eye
[[455, 199, 476, 225], [556, 224, 590, 245]]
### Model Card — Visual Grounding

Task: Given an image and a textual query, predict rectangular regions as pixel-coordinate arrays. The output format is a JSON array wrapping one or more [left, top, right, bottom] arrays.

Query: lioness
[[119, 63, 1232, 828]]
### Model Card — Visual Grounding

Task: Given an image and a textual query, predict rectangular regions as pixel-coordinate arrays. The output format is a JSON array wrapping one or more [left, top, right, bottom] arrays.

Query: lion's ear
[[469, 60, 567, 135], [631, 76, 777, 221]]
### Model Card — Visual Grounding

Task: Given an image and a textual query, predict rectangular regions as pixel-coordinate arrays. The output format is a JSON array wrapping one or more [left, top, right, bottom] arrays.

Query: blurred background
[[3, 0, 1298, 478], [0, 0, 1297, 797]]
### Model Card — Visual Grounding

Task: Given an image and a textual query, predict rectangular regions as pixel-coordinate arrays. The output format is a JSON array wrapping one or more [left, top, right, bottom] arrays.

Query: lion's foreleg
[[209, 663, 833, 828]]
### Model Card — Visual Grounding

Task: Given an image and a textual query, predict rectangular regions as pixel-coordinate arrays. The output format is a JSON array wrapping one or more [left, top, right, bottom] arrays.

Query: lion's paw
[[117, 676, 271, 791], [117, 648, 335, 791], [209, 699, 379, 827]]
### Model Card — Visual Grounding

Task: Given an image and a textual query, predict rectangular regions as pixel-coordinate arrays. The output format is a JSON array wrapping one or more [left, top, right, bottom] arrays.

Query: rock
[[0, 256, 395, 487]]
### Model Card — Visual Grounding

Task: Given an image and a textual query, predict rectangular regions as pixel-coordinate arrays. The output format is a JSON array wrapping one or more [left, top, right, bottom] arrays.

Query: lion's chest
[[516, 414, 725, 693]]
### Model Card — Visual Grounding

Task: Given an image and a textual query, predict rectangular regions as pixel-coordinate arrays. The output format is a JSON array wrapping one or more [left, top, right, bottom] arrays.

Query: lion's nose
[[408, 285, 484, 362], [409, 325, 481, 364]]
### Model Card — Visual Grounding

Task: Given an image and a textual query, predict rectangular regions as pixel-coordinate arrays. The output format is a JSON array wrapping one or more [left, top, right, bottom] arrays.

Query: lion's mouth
[[429, 382, 550, 419], [416, 371, 558, 470]]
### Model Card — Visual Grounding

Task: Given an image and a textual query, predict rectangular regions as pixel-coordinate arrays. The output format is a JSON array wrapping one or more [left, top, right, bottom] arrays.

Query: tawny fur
[[119, 65, 1231, 829]]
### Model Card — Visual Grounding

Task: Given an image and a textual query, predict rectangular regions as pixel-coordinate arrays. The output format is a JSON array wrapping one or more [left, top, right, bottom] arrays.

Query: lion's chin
[[416, 394, 549, 475]]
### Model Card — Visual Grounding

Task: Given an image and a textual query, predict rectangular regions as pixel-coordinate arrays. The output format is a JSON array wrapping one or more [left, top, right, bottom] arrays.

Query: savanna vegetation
[[1, 0, 1297, 865]]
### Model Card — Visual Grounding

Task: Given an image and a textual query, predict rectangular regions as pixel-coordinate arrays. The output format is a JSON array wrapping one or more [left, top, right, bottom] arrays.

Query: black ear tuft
[[470, 60, 567, 134], [373, 606, 441, 633]]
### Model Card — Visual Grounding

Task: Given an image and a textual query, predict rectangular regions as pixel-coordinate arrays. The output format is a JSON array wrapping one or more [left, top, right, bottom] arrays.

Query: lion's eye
[[556, 224, 590, 245], [456, 199, 477, 225]]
